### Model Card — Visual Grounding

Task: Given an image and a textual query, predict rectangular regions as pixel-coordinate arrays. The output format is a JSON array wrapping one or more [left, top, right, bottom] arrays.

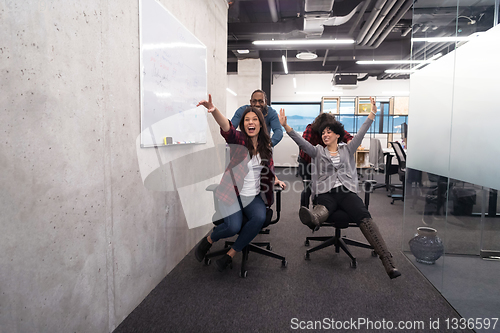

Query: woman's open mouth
[[247, 126, 256, 134]]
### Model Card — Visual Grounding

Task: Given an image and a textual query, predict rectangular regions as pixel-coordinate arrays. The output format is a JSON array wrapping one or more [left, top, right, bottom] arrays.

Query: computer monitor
[[401, 122, 408, 140]]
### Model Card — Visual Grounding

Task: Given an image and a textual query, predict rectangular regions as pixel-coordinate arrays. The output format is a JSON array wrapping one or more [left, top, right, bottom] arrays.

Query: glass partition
[[404, 1, 500, 330]]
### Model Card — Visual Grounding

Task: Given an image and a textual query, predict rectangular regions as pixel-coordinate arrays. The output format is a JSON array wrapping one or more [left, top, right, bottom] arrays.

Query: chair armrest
[[362, 180, 376, 208], [363, 180, 376, 193], [268, 185, 282, 225], [205, 184, 219, 192]]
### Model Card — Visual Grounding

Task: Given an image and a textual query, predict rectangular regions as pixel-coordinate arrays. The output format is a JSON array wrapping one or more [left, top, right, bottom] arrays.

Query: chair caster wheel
[[239, 270, 247, 278], [305, 253, 310, 260], [204, 258, 211, 266], [304, 240, 310, 246], [267, 245, 272, 251], [281, 260, 288, 268], [350, 259, 357, 268], [371, 251, 378, 257]]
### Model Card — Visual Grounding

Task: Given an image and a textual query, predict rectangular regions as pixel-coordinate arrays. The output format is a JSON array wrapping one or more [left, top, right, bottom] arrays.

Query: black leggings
[[297, 157, 312, 207], [316, 186, 371, 225]]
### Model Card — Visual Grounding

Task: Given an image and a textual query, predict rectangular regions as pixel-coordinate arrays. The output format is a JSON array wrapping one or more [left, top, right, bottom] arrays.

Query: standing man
[[231, 89, 283, 147]]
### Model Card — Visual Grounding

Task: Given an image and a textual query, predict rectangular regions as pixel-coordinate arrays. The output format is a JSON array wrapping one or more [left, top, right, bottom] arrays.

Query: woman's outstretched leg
[[359, 218, 401, 279], [339, 190, 401, 279]]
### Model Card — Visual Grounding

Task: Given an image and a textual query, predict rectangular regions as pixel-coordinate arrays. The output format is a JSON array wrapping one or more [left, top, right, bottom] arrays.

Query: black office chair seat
[[304, 181, 377, 268], [204, 185, 287, 278]]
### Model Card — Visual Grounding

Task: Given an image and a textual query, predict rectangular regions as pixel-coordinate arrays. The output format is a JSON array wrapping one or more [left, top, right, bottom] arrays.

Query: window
[[271, 103, 320, 132]]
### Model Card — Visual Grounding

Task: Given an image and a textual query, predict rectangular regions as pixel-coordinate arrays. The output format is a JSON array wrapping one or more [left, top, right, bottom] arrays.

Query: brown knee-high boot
[[299, 205, 329, 231], [359, 218, 401, 279]]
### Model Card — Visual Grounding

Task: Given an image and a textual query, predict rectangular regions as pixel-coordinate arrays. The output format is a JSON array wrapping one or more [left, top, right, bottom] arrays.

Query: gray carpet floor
[[114, 168, 472, 333]]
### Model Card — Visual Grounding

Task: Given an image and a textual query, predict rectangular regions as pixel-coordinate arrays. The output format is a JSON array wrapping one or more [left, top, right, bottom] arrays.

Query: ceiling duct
[[267, 0, 279, 23], [356, 0, 387, 44], [305, 0, 335, 12], [349, 0, 372, 36], [360, 0, 399, 46], [303, 1, 362, 36], [365, 0, 406, 46], [323, 3, 362, 26], [371, 0, 413, 48]]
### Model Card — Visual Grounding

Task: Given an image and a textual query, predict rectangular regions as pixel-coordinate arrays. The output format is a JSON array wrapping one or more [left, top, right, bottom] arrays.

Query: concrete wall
[[0, 0, 227, 332]]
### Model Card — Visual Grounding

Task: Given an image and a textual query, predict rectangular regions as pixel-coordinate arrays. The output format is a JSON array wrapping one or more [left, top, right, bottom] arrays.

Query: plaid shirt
[[215, 122, 275, 207], [298, 124, 353, 164]]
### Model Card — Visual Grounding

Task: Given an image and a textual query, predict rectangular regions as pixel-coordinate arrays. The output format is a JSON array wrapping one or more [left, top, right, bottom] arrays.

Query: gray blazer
[[288, 117, 374, 197]]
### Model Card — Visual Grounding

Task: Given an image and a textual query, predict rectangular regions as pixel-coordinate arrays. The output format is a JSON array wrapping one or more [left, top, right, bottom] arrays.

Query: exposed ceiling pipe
[[413, 42, 447, 60], [365, 0, 406, 46], [411, 24, 422, 34], [267, 0, 279, 23], [401, 25, 412, 37], [356, 0, 387, 44], [360, 0, 398, 46], [357, 73, 370, 81], [322, 49, 330, 66], [348, 0, 372, 36], [371, 0, 413, 48], [410, 32, 446, 58]]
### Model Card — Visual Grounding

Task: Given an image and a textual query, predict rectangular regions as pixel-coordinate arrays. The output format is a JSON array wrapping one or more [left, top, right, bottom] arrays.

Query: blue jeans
[[210, 195, 267, 252]]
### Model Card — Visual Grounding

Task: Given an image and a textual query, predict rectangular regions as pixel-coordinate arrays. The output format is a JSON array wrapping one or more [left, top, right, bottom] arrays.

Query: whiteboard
[[139, 0, 208, 147]]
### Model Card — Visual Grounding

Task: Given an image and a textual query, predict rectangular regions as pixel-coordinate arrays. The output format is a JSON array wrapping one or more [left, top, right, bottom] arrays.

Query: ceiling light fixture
[[296, 51, 318, 60], [253, 39, 355, 46], [226, 88, 237, 96], [282, 55, 288, 74], [357, 60, 426, 65], [293, 77, 297, 89], [411, 53, 443, 70], [236, 49, 250, 54], [412, 33, 481, 43], [384, 69, 415, 74]]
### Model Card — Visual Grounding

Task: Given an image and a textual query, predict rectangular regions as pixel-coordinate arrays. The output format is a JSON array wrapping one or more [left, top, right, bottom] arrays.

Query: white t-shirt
[[330, 154, 342, 189], [239, 154, 264, 197]]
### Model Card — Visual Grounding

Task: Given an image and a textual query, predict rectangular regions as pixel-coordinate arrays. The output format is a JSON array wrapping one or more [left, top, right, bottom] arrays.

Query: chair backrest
[[369, 138, 385, 170], [390, 141, 406, 168], [390, 142, 406, 183]]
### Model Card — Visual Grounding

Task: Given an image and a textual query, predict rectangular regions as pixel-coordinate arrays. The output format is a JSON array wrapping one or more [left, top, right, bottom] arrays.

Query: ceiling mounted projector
[[296, 51, 318, 60]]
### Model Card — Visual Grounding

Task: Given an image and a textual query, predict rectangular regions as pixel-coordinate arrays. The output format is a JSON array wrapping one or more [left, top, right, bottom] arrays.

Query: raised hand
[[370, 97, 377, 113], [278, 108, 287, 127], [197, 94, 216, 113]]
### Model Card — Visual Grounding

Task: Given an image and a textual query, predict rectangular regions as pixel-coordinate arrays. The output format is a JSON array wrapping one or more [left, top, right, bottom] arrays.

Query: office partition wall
[[404, 1, 500, 329]]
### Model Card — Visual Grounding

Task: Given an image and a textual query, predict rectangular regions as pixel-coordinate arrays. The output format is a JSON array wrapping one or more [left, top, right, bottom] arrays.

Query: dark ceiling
[[227, 0, 497, 79]]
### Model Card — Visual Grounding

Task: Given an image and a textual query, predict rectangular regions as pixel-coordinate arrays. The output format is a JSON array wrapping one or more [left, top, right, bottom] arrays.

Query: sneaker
[[195, 237, 212, 262], [216, 254, 233, 272]]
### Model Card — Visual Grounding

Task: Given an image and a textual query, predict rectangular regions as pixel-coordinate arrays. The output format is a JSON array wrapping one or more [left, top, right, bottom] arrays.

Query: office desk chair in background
[[389, 141, 406, 204], [304, 180, 377, 268], [369, 138, 389, 190], [203, 185, 287, 278]]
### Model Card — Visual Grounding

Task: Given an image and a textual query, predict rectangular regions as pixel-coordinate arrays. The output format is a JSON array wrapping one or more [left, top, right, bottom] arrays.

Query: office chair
[[203, 184, 287, 278], [304, 180, 377, 268], [389, 141, 406, 204], [369, 138, 390, 190]]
